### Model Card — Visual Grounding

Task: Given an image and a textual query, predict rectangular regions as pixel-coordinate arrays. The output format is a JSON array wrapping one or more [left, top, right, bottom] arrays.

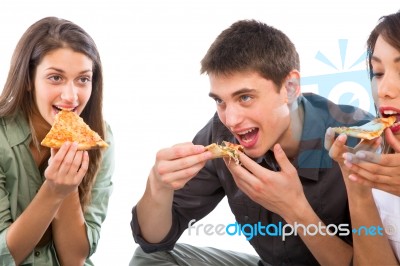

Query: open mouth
[[53, 105, 77, 113], [381, 110, 400, 133], [237, 128, 259, 146]]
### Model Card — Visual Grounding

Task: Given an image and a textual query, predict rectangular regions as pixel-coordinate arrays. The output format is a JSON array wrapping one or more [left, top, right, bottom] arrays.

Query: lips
[[380, 107, 400, 133], [53, 105, 77, 112]]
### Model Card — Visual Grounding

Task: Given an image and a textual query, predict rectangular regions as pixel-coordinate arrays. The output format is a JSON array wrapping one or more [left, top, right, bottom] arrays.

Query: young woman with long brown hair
[[0, 17, 114, 265]]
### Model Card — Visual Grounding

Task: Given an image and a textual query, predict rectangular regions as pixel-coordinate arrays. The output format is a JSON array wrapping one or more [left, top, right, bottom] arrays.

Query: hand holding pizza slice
[[41, 110, 108, 150]]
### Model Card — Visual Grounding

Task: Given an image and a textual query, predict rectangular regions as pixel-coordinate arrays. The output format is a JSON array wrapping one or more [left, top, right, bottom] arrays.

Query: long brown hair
[[366, 11, 400, 154], [0, 17, 105, 209]]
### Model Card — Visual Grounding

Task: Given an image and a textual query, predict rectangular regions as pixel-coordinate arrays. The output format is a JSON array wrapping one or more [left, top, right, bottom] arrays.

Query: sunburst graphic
[[301, 39, 374, 114], [315, 39, 366, 70]]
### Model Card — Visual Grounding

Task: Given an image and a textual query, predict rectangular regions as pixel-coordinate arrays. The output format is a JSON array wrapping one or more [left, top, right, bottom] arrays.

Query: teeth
[[56, 106, 75, 111], [383, 110, 398, 115], [237, 128, 255, 135]]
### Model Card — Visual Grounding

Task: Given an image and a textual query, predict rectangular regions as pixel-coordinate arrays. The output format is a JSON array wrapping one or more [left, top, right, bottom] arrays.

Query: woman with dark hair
[[0, 17, 114, 265], [326, 11, 400, 265]]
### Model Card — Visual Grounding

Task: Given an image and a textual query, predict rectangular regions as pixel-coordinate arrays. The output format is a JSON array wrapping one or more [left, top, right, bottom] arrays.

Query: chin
[[244, 148, 267, 159]]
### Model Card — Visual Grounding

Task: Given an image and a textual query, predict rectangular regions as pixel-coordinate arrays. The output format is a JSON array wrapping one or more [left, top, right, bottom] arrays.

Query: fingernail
[[356, 151, 366, 159], [348, 174, 357, 181], [343, 153, 353, 162], [343, 160, 352, 168], [337, 133, 346, 143], [326, 128, 333, 137], [274, 144, 282, 152]]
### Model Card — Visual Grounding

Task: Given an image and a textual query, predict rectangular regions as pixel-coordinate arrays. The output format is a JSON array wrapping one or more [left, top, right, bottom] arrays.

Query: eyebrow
[[208, 88, 257, 99], [371, 55, 400, 64], [45, 67, 93, 74]]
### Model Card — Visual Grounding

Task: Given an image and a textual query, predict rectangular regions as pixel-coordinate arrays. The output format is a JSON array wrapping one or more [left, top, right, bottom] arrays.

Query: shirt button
[[34, 251, 40, 257]]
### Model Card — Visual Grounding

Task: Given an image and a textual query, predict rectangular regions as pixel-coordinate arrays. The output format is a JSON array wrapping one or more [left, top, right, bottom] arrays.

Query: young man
[[130, 20, 372, 265]]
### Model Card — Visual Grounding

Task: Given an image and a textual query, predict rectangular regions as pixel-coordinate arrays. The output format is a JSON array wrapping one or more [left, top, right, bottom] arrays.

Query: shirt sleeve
[[130, 116, 226, 253], [0, 169, 15, 265], [84, 123, 115, 257]]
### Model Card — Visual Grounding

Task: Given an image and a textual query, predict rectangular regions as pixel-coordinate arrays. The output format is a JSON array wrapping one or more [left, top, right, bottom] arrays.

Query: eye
[[49, 75, 63, 83], [213, 98, 223, 105], [78, 76, 92, 84], [372, 72, 383, 80], [240, 95, 252, 102]]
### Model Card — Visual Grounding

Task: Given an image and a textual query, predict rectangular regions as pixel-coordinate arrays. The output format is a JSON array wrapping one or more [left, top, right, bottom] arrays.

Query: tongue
[[242, 129, 258, 142]]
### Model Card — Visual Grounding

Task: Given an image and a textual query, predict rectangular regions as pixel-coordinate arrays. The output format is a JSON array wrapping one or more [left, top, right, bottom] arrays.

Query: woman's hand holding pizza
[[150, 143, 212, 193], [325, 127, 387, 195], [325, 129, 363, 196], [341, 129, 400, 196], [44, 141, 89, 199], [223, 144, 307, 222]]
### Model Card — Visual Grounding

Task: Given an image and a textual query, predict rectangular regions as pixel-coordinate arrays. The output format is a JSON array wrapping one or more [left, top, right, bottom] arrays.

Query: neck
[[30, 108, 51, 144], [279, 99, 304, 159]]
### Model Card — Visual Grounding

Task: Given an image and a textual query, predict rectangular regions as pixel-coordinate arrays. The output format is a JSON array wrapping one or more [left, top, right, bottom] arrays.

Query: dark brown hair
[[0, 17, 105, 209], [367, 11, 400, 80], [200, 19, 300, 88], [366, 11, 400, 153]]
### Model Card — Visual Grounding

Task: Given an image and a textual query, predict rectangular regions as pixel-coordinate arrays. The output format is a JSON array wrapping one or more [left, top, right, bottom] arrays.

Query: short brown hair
[[200, 19, 300, 88]]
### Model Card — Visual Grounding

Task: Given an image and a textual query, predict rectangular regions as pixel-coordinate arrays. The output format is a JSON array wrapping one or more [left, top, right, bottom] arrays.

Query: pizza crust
[[332, 116, 396, 140], [41, 110, 108, 150]]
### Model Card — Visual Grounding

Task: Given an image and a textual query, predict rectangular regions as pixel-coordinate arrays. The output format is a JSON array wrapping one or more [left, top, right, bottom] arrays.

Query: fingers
[[344, 151, 399, 177], [354, 137, 381, 153], [347, 150, 397, 167], [77, 151, 89, 178], [328, 133, 348, 162], [47, 142, 90, 176], [155, 144, 211, 174], [273, 144, 296, 176], [348, 173, 400, 195], [384, 129, 400, 152], [152, 143, 213, 190], [223, 155, 261, 194], [44, 142, 89, 198], [324, 127, 335, 150], [160, 143, 206, 160]]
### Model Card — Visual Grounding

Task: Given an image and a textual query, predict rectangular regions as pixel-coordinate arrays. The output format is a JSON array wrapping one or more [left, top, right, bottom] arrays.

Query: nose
[[223, 104, 243, 128], [377, 73, 399, 99], [60, 82, 78, 102]]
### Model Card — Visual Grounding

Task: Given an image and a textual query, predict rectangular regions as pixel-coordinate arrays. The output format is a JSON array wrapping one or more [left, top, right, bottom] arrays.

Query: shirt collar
[[253, 95, 325, 181], [292, 95, 326, 181]]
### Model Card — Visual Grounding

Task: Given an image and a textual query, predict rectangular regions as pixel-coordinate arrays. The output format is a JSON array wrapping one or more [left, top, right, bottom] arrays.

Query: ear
[[284, 70, 301, 104]]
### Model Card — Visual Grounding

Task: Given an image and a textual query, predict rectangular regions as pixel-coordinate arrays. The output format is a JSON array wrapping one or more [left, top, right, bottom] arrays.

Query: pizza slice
[[41, 110, 108, 150], [332, 116, 396, 140], [205, 141, 244, 164]]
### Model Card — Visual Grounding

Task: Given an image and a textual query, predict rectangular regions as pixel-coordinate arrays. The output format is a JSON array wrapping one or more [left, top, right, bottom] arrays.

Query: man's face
[[209, 71, 290, 158]]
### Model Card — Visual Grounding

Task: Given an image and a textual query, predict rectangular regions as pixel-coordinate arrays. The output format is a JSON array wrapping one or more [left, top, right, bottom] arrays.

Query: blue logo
[[302, 39, 374, 114]]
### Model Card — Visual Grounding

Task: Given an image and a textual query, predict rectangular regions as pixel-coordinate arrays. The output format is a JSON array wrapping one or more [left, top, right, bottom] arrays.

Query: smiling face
[[33, 47, 93, 126], [371, 36, 400, 136], [209, 71, 293, 158]]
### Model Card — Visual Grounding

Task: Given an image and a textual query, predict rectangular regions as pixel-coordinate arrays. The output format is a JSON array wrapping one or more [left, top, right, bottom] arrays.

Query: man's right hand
[[136, 142, 212, 243], [149, 142, 213, 193]]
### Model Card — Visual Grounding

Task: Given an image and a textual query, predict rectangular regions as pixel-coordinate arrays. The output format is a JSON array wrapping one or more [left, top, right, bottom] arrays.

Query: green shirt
[[0, 112, 115, 265]]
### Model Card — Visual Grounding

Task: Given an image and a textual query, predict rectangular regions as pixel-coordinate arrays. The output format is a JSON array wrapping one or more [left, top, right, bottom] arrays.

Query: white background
[[0, 1, 399, 265]]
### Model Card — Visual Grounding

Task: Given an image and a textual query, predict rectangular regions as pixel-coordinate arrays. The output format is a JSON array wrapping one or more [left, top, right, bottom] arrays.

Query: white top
[[373, 189, 400, 261]]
